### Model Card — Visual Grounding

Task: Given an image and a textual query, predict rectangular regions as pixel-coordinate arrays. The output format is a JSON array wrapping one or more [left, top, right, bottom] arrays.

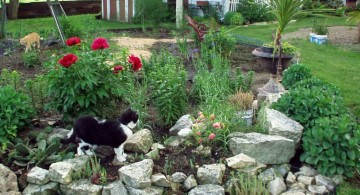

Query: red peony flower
[[91, 37, 109, 50], [113, 65, 124, 74], [128, 54, 142, 71], [213, 122, 221, 129], [58, 53, 78, 68], [66, 37, 81, 46], [208, 133, 216, 140]]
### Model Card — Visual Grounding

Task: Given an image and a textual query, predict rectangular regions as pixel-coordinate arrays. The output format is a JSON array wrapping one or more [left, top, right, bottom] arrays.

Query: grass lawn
[[226, 17, 360, 118]]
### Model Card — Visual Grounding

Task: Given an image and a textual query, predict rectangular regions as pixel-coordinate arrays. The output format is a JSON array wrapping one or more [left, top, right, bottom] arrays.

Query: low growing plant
[[263, 41, 299, 55], [223, 12, 245, 25], [225, 172, 269, 195], [229, 91, 254, 110], [272, 86, 346, 129], [301, 115, 360, 177], [24, 75, 48, 114], [281, 64, 312, 89], [22, 50, 41, 68], [0, 69, 21, 91], [202, 29, 236, 57], [293, 77, 341, 96], [0, 86, 35, 149]]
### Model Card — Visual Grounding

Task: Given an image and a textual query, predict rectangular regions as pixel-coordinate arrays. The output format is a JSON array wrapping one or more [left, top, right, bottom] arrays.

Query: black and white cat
[[60, 108, 139, 162]]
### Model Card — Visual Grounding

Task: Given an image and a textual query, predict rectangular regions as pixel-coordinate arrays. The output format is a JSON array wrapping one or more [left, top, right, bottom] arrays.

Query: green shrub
[[223, 12, 244, 25], [282, 64, 312, 89], [272, 86, 346, 129], [133, 0, 172, 25], [301, 115, 360, 177], [24, 75, 48, 114], [0, 86, 35, 149], [237, 0, 273, 23], [293, 77, 341, 96], [60, 18, 83, 38], [202, 29, 236, 57], [147, 50, 188, 126], [22, 50, 41, 68]]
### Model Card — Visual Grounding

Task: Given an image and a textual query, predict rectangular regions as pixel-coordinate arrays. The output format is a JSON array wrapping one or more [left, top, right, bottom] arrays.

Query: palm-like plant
[[347, 11, 360, 43]]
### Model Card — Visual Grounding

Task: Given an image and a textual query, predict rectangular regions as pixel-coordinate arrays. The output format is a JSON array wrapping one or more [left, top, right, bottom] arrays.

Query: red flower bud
[[58, 53, 78, 68], [208, 133, 216, 140]]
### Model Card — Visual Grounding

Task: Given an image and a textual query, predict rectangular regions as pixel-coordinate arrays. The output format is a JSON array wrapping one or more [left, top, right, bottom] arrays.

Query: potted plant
[[310, 19, 329, 44], [229, 91, 254, 126]]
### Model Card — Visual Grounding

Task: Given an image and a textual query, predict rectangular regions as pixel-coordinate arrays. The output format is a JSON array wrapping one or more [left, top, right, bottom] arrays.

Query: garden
[[0, 0, 360, 194]]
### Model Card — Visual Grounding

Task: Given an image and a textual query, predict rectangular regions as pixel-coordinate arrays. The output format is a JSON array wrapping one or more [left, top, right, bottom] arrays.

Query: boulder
[[169, 114, 193, 135], [125, 186, 164, 195], [267, 178, 286, 195], [171, 172, 187, 183], [60, 179, 103, 195], [49, 161, 73, 184], [197, 164, 226, 185], [22, 182, 60, 195], [265, 108, 303, 148], [228, 132, 295, 164], [182, 175, 197, 191], [0, 164, 20, 194], [124, 129, 153, 154], [27, 166, 50, 185], [188, 184, 225, 195], [225, 153, 256, 169], [151, 173, 170, 187], [119, 159, 153, 189], [102, 179, 128, 195]]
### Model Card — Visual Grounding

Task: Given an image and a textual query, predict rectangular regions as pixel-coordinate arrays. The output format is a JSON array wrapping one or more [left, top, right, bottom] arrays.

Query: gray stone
[[63, 155, 90, 176], [182, 175, 197, 191], [151, 143, 165, 150], [265, 108, 303, 148], [177, 127, 192, 137], [102, 179, 128, 195], [27, 166, 50, 185], [267, 178, 286, 195], [60, 179, 102, 195], [126, 186, 164, 195], [49, 161, 73, 184], [151, 173, 170, 187], [298, 165, 318, 177], [124, 129, 153, 154], [290, 183, 306, 190], [308, 185, 328, 194], [228, 132, 295, 164], [169, 114, 193, 135], [47, 128, 70, 143], [280, 189, 306, 195], [297, 175, 314, 186], [258, 168, 283, 184], [164, 136, 184, 147], [171, 172, 187, 183], [188, 184, 225, 195], [0, 164, 20, 194], [225, 153, 256, 169], [145, 149, 160, 161], [315, 175, 336, 192], [197, 164, 226, 185], [119, 159, 153, 189], [22, 182, 59, 195], [272, 164, 291, 178], [237, 162, 267, 175], [286, 172, 297, 185], [191, 145, 212, 157]]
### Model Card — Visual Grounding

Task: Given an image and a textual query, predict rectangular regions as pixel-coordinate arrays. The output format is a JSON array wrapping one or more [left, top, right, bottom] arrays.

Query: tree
[[0, 0, 6, 39], [347, 11, 360, 43], [8, 0, 19, 20]]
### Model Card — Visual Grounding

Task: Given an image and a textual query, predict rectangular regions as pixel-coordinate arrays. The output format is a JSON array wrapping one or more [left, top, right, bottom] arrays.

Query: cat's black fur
[[60, 108, 139, 148]]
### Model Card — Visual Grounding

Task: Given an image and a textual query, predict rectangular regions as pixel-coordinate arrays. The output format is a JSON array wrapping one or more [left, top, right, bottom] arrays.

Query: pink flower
[[91, 37, 109, 50], [198, 138, 203, 144], [113, 65, 124, 74], [196, 131, 201, 136], [66, 37, 81, 46], [208, 133, 216, 140], [58, 53, 78, 68], [128, 54, 142, 72], [213, 122, 221, 129]]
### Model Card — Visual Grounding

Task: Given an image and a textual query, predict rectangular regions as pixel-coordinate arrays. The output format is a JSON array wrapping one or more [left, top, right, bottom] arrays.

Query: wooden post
[[176, 0, 183, 28], [0, 0, 6, 39]]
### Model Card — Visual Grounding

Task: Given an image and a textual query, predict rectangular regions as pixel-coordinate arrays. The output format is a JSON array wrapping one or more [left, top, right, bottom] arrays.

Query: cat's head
[[118, 108, 139, 129], [19, 38, 26, 46]]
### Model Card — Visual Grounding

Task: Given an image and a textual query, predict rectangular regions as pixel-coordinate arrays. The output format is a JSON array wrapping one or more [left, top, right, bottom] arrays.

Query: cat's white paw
[[116, 155, 127, 162]]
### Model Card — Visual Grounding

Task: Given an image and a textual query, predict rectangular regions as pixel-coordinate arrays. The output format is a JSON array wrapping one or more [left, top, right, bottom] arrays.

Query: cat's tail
[[60, 128, 76, 144]]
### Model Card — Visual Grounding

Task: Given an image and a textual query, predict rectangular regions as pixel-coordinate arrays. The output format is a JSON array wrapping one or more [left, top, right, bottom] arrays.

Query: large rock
[[265, 108, 303, 148], [124, 129, 153, 154], [225, 153, 256, 169], [119, 159, 153, 189], [182, 175, 197, 191], [197, 164, 226, 185], [63, 155, 90, 176], [49, 161, 73, 184], [27, 166, 50, 185], [125, 186, 164, 195], [47, 128, 70, 143], [188, 184, 225, 195], [258, 168, 283, 184], [151, 173, 170, 187], [0, 163, 20, 194], [22, 182, 60, 195], [102, 179, 128, 195], [228, 132, 295, 164], [169, 114, 193, 135], [267, 178, 286, 195], [60, 179, 103, 195]]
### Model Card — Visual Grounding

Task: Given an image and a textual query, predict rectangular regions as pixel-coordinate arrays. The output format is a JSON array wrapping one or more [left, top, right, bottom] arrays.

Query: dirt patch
[[283, 26, 358, 45]]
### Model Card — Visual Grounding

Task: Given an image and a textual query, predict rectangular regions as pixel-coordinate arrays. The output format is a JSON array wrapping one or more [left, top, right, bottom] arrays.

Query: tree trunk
[[358, 22, 360, 43], [8, 0, 19, 20], [0, 0, 6, 39]]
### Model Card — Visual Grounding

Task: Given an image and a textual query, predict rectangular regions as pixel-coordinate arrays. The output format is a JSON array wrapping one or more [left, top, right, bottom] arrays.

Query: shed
[[101, 0, 135, 22]]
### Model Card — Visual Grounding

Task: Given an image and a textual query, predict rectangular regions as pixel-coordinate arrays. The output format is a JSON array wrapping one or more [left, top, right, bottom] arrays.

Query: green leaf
[[347, 150, 356, 160], [337, 166, 344, 175], [329, 166, 336, 175]]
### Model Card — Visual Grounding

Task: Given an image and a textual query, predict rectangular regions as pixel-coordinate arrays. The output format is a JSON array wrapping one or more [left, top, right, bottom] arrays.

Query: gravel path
[[283, 26, 358, 45]]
